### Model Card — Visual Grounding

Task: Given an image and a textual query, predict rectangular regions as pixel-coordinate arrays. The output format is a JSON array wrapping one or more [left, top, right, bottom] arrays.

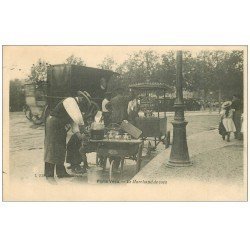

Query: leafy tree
[[9, 79, 25, 111], [222, 50, 243, 98], [27, 58, 49, 84], [156, 51, 176, 88], [117, 50, 160, 83], [65, 54, 86, 66], [182, 50, 244, 101], [98, 56, 117, 70]]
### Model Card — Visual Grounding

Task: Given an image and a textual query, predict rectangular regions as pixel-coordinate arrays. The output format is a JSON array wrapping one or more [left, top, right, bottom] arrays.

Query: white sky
[[3, 45, 244, 80]]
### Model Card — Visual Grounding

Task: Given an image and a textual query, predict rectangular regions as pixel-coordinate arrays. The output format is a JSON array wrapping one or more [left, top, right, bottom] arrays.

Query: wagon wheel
[[24, 106, 33, 121], [136, 143, 143, 173], [32, 105, 49, 125], [43, 105, 50, 123], [31, 114, 44, 125]]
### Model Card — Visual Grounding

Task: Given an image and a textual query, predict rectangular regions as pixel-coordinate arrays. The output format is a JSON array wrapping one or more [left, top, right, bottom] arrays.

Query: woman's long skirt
[[222, 118, 236, 133]]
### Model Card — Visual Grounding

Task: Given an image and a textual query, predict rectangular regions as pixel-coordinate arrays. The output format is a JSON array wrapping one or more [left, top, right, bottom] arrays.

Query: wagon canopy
[[129, 82, 173, 117], [47, 64, 119, 108]]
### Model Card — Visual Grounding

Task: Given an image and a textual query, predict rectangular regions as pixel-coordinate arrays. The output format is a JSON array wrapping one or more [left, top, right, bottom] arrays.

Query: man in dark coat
[[127, 91, 140, 125], [105, 88, 130, 169], [44, 91, 91, 180], [107, 88, 129, 124]]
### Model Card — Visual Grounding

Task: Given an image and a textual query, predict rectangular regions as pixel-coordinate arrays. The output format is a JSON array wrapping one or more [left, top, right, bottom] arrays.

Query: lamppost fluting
[[167, 51, 191, 167]]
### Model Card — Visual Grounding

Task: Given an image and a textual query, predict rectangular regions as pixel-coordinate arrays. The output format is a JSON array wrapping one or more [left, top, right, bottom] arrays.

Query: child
[[220, 101, 236, 142]]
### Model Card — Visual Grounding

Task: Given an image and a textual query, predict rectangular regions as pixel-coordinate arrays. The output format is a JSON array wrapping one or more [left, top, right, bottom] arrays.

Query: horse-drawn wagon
[[24, 64, 118, 124]]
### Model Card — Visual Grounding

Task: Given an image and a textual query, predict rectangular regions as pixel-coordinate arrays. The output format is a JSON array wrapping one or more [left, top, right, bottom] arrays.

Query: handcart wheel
[[109, 158, 122, 180], [136, 143, 143, 173], [147, 141, 152, 156], [96, 154, 100, 166], [120, 159, 124, 178], [109, 160, 114, 181]]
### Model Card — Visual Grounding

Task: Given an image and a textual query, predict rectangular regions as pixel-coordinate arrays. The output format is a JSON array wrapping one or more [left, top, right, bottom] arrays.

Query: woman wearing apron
[[44, 91, 91, 180]]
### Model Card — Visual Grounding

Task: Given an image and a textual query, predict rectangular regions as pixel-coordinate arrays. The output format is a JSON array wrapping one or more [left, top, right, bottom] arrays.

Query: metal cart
[[129, 83, 171, 152], [92, 139, 144, 180]]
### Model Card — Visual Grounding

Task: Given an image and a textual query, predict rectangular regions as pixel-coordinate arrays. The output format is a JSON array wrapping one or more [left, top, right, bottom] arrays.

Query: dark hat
[[221, 101, 232, 108], [77, 91, 91, 107]]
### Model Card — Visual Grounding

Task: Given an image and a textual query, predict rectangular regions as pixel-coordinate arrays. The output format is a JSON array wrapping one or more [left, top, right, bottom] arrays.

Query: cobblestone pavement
[[8, 112, 220, 184]]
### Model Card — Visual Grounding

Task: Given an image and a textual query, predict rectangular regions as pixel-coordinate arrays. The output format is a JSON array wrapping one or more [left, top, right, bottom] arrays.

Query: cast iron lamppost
[[167, 51, 192, 167]]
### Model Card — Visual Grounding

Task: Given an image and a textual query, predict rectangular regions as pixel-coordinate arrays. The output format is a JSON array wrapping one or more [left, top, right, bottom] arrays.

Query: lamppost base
[[166, 160, 193, 168]]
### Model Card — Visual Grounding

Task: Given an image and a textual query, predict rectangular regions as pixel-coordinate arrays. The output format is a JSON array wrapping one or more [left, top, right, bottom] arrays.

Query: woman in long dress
[[220, 101, 236, 142]]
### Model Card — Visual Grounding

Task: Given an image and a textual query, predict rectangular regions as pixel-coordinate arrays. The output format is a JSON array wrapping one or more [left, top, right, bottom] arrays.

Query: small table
[[90, 139, 144, 180]]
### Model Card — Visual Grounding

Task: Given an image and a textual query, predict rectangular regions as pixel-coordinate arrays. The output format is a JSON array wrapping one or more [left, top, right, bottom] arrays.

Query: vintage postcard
[[2, 45, 247, 201]]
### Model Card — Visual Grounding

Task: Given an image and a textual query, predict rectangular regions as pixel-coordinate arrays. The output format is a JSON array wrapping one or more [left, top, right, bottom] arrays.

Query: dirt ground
[[8, 112, 220, 184]]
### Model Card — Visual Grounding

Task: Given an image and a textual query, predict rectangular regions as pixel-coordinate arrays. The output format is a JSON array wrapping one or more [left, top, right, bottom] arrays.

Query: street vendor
[[105, 88, 130, 170], [106, 88, 129, 124], [44, 91, 92, 180], [127, 91, 140, 125]]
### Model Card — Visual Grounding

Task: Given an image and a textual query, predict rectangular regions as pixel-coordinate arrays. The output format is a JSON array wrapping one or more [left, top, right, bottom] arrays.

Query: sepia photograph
[[2, 45, 247, 201]]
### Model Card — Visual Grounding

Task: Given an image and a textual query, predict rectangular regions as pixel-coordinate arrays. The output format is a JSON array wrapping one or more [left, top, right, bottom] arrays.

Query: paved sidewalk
[[132, 129, 245, 186]]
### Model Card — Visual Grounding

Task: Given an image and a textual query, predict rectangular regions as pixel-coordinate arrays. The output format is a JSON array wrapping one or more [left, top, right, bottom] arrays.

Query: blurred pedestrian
[[220, 101, 236, 142], [231, 94, 243, 139], [241, 113, 244, 138], [208, 101, 212, 113]]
